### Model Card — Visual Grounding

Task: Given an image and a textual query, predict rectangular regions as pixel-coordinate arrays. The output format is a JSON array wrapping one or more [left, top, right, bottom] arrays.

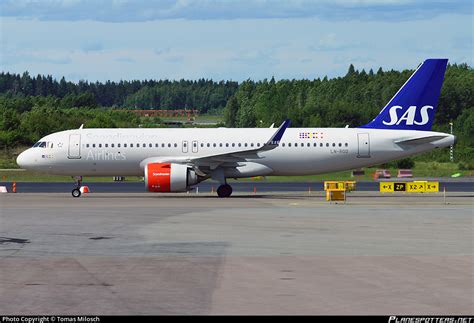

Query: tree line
[[0, 72, 238, 112], [0, 63, 472, 164]]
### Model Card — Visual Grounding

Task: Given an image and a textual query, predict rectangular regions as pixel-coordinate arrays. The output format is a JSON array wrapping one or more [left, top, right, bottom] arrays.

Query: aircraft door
[[68, 134, 81, 159], [182, 140, 188, 153], [357, 133, 370, 158], [192, 140, 198, 153]]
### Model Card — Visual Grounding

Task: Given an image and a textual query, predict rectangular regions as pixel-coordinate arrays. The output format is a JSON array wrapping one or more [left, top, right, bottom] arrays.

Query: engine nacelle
[[144, 163, 199, 192]]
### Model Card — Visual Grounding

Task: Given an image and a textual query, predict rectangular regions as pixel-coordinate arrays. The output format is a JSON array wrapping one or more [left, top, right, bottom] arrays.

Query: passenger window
[[118, 143, 121, 148], [326, 143, 329, 147], [345, 143, 348, 147], [251, 143, 254, 147], [307, 143, 310, 147], [338, 143, 342, 147], [99, 144, 102, 148], [92, 144, 96, 148], [238, 143, 241, 147], [232, 143, 235, 147], [332, 143, 336, 147], [137, 143, 140, 147], [226, 143, 229, 147], [244, 143, 247, 147], [130, 143, 133, 148], [105, 144, 108, 148], [142, 143, 146, 148], [155, 143, 158, 148], [200, 143, 204, 147], [282, 143, 285, 147], [86, 144, 90, 148], [213, 143, 216, 147], [313, 143, 317, 147], [320, 143, 323, 147], [257, 143, 260, 147], [207, 143, 210, 147], [149, 143, 152, 148], [295, 143, 298, 147], [219, 143, 223, 147], [124, 143, 127, 148], [174, 143, 177, 148], [168, 143, 171, 148], [162, 143, 165, 148], [111, 144, 115, 148]]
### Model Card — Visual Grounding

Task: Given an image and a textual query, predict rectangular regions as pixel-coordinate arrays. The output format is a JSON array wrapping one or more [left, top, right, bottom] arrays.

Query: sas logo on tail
[[383, 105, 434, 126]]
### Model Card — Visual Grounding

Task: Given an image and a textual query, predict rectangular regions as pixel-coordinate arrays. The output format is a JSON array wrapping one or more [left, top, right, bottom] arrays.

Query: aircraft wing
[[140, 119, 291, 171]]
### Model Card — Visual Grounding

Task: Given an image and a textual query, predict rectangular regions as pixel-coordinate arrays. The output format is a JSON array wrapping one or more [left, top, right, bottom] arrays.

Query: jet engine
[[144, 163, 199, 192]]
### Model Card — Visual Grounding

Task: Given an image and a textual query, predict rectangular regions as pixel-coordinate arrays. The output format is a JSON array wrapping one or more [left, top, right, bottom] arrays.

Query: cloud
[[1, 13, 471, 82], [309, 33, 364, 52], [82, 41, 104, 52], [1, 0, 471, 22]]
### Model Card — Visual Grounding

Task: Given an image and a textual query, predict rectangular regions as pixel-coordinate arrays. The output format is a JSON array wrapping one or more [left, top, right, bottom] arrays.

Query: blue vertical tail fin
[[360, 58, 448, 131]]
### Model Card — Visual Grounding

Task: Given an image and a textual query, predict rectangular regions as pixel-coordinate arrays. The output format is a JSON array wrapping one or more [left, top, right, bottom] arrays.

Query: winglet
[[266, 119, 291, 146]]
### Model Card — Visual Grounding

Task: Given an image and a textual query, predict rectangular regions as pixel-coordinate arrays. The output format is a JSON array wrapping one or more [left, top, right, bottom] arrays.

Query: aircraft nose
[[16, 150, 31, 169]]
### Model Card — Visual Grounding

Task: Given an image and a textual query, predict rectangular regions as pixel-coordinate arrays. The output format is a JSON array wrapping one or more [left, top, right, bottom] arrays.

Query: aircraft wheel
[[217, 184, 232, 198], [72, 188, 81, 198]]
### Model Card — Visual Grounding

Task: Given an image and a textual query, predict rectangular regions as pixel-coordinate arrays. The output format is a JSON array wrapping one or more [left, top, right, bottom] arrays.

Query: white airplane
[[17, 59, 455, 197]]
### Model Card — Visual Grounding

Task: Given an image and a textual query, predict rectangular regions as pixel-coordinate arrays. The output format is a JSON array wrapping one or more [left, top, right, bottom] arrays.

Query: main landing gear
[[217, 184, 233, 198], [71, 176, 82, 198]]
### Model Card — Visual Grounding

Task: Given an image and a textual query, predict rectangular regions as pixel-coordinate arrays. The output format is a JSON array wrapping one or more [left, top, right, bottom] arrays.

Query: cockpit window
[[33, 141, 49, 148], [32, 141, 48, 148]]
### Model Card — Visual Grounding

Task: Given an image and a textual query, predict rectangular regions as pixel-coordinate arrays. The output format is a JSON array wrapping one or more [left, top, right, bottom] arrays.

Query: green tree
[[224, 96, 239, 127]]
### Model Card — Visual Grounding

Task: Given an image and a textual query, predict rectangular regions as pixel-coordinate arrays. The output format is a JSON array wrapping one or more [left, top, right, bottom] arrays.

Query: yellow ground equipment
[[324, 181, 356, 192], [326, 188, 346, 202], [323, 181, 355, 202]]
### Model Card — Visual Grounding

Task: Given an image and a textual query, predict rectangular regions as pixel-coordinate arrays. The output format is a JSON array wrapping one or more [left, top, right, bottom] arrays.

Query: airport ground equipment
[[326, 188, 346, 202], [324, 181, 356, 192]]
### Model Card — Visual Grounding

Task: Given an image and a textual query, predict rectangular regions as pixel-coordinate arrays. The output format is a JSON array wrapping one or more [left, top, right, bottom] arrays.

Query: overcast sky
[[1, 0, 472, 82]]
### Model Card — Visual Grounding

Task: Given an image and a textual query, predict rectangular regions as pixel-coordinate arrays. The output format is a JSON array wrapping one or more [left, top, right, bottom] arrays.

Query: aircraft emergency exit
[[17, 59, 455, 197]]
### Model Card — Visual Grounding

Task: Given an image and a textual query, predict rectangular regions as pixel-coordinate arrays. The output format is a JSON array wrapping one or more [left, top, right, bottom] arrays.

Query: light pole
[[449, 122, 454, 162]]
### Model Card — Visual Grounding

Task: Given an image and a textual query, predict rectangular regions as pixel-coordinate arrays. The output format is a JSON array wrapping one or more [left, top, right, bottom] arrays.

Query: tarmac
[[0, 192, 472, 315], [1, 179, 473, 193]]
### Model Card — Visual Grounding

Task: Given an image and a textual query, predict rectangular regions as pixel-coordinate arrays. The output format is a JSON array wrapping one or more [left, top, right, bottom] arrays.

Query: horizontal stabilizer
[[395, 135, 448, 145]]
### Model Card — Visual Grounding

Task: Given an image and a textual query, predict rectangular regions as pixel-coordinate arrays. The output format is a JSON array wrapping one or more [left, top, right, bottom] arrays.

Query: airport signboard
[[379, 181, 439, 193]]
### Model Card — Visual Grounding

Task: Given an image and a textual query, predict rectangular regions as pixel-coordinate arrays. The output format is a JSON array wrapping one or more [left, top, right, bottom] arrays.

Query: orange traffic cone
[[80, 186, 90, 193]]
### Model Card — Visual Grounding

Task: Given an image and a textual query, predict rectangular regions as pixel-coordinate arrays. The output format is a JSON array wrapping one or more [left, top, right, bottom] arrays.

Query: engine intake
[[145, 163, 199, 192]]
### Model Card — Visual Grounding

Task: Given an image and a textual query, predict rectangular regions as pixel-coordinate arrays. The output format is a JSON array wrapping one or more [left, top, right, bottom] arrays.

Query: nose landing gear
[[71, 176, 82, 198]]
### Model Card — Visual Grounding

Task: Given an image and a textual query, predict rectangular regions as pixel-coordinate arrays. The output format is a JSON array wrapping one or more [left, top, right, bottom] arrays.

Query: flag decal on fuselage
[[299, 132, 324, 139]]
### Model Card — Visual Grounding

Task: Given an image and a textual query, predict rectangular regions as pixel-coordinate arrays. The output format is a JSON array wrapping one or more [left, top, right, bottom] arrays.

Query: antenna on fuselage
[[79, 124, 84, 129]]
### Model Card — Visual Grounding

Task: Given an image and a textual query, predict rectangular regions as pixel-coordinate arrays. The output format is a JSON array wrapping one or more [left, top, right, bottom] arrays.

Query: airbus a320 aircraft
[[17, 59, 455, 197]]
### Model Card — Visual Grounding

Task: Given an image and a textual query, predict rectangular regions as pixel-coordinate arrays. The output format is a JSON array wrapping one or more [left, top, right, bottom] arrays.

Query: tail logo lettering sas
[[382, 105, 434, 126]]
